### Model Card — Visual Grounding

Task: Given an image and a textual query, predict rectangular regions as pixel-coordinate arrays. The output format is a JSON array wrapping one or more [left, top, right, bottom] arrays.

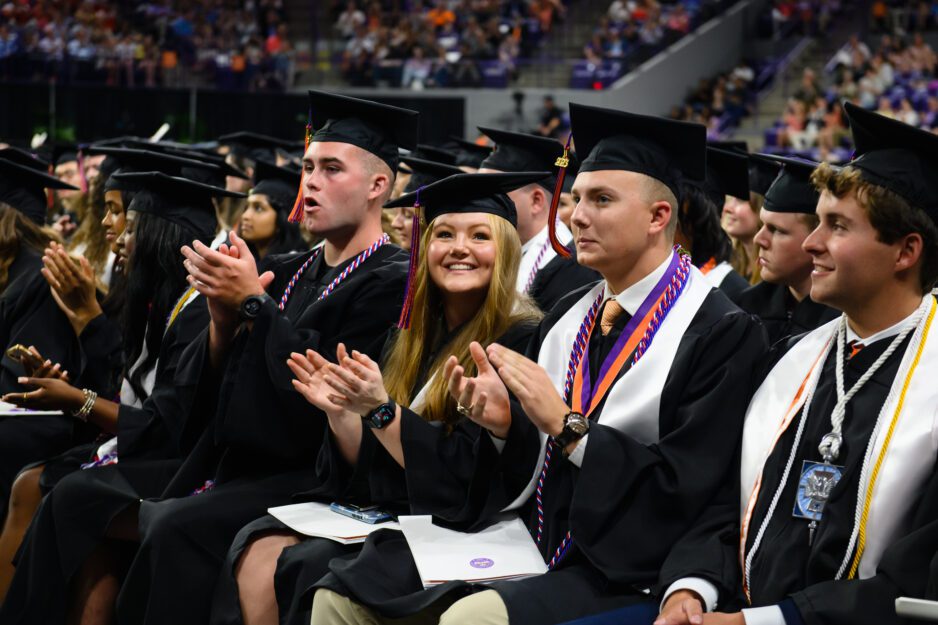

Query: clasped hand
[[180, 230, 275, 326]]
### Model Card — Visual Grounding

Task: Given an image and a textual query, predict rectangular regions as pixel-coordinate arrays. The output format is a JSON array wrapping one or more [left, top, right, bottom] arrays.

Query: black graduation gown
[[657, 329, 938, 625], [0, 249, 90, 523], [0, 294, 211, 625], [734, 281, 839, 346], [315, 284, 768, 624], [109, 245, 407, 625], [209, 321, 537, 625], [527, 249, 600, 314]]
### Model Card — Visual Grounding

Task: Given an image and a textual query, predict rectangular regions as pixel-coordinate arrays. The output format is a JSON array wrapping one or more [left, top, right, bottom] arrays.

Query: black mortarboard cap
[[709, 140, 749, 154], [400, 156, 463, 195], [86, 147, 222, 194], [0, 156, 78, 224], [704, 147, 751, 201], [0, 146, 49, 170], [752, 154, 820, 214], [570, 103, 706, 202], [449, 136, 493, 169], [217, 132, 293, 163], [748, 154, 782, 197], [478, 127, 562, 191], [51, 143, 80, 166], [844, 101, 938, 217], [411, 144, 456, 165], [124, 140, 249, 184], [308, 90, 420, 173], [251, 159, 300, 215], [385, 171, 551, 227], [110, 171, 245, 238]]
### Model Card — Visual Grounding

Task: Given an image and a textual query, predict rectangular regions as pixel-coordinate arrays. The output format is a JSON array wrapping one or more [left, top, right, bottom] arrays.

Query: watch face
[[369, 404, 395, 429], [245, 300, 261, 315], [567, 415, 589, 436]]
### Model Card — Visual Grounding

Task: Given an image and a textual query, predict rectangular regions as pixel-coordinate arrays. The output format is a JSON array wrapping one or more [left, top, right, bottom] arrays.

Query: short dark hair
[[812, 162, 938, 292]]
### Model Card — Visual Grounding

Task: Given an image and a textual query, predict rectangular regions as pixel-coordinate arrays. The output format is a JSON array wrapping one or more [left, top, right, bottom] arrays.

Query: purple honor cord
[[577, 251, 682, 413]]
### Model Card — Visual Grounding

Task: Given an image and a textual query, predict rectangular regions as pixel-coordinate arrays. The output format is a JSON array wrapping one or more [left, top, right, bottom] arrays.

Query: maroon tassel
[[76, 146, 88, 194], [396, 190, 423, 329], [547, 134, 573, 258], [288, 107, 313, 223]]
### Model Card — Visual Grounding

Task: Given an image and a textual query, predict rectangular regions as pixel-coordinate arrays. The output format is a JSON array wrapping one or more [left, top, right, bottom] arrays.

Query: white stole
[[515, 222, 573, 293], [504, 265, 712, 511], [702, 261, 734, 290], [740, 297, 938, 578]]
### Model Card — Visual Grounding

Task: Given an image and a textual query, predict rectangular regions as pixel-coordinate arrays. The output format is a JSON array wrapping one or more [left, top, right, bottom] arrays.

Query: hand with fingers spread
[[1, 376, 84, 412], [485, 343, 568, 438], [41, 242, 103, 335], [287, 349, 348, 417], [444, 341, 512, 439], [320, 343, 390, 416], [655, 591, 706, 625], [180, 229, 275, 317]]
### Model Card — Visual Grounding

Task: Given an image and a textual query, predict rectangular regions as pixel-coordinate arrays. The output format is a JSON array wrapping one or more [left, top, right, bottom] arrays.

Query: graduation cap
[[748, 154, 782, 197], [410, 144, 457, 166], [844, 101, 938, 217], [123, 140, 249, 184], [703, 147, 751, 202], [217, 132, 293, 164], [399, 156, 463, 195], [251, 159, 301, 215], [569, 103, 707, 204], [752, 154, 820, 215], [85, 147, 223, 194], [50, 143, 80, 166], [477, 127, 562, 191], [89, 136, 147, 149], [307, 90, 420, 174], [110, 171, 245, 239], [385, 171, 551, 329], [448, 136, 493, 169], [709, 140, 749, 154], [0, 156, 78, 224], [0, 146, 49, 170]]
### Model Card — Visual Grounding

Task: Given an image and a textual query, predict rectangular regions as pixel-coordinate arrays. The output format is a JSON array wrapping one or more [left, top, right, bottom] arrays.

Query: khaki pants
[[311, 588, 509, 625]]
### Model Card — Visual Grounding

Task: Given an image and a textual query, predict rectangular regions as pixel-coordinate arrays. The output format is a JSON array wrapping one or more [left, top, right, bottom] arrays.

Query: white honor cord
[[743, 338, 831, 599], [744, 299, 931, 593], [823, 306, 927, 462]]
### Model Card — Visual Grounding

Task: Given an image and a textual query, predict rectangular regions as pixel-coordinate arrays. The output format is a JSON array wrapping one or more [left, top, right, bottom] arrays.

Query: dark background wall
[[0, 83, 465, 146]]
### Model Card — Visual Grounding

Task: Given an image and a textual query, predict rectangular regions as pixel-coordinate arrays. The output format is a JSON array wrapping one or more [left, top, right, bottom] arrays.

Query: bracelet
[[71, 389, 97, 422]]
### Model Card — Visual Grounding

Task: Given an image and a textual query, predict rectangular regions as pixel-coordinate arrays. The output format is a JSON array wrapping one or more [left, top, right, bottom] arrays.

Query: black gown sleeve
[[73, 313, 124, 400], [528, 253, 601, 314], [0, 252, 82, 394], [117, 297, 211, 460]]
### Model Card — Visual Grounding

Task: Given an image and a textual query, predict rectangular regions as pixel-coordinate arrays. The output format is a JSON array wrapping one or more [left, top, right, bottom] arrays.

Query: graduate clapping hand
[[41, 242, 102, 335], [444, 342, 511, 439], [316, 343, 390, 415], [287, 348, 347, 416], [486, 343, 569, 440], [180, 230, 275, 325]]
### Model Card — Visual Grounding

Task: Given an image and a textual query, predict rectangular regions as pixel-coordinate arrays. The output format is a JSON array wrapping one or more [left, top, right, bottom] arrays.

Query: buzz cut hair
[[641, 175, 680, 239], [361, 150, 396, 205]]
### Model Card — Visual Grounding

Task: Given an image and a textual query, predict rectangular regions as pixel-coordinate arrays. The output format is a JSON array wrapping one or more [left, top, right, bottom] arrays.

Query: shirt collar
[[845, 300, 924, 346], [605, 251, 674, 316], [522, 222, 573, 254]]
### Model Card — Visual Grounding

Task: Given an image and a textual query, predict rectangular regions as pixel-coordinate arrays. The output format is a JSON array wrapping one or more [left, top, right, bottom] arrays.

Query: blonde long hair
[[383, 214, 541, 425]]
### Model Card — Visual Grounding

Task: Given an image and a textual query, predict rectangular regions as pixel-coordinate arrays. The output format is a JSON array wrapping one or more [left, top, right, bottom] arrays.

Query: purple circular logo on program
[[470, 558, 494, 569]]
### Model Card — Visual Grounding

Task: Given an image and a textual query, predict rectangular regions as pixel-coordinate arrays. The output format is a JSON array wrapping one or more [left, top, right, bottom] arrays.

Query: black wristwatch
[[553, 411, 590, 451], [363, 398, 397, 429], [239, 293, 274, 320]]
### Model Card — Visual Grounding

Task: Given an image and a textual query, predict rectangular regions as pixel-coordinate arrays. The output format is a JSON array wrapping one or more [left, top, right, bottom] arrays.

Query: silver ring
[[456, 402, 472, 417]]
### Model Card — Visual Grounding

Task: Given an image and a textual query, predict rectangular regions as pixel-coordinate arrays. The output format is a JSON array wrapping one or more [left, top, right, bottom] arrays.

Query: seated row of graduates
[[0, 89, 935, 625]]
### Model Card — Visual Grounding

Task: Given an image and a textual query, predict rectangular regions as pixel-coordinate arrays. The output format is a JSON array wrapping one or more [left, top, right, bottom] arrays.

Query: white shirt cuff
[[660, 577, 718, 612], [488, 432, 507, 453], [742, 605, 786, 625], [565, 434, 589, 467]]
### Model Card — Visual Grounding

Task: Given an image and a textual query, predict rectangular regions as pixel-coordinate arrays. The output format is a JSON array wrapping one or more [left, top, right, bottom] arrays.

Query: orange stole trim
[[700, 257, 718, 275], [570, 291, 668, 419], [739, 338, 830, 600]]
